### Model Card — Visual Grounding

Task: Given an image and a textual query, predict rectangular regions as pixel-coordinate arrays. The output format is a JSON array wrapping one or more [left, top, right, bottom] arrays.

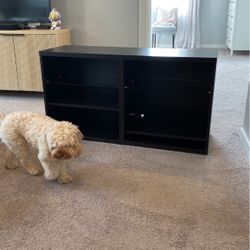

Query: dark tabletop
[[40, 45, 218, 59]]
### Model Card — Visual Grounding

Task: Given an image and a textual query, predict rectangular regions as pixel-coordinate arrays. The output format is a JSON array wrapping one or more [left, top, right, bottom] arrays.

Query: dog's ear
[[77, 128, 84, 140], [51, 147, 71, 160]]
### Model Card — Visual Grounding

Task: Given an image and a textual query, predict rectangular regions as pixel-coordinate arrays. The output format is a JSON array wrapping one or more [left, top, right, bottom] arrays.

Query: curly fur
[[0, 111, 83, 184]]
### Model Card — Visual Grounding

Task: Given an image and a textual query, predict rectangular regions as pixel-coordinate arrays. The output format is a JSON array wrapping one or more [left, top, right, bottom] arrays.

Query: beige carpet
[[0, 50, 249, 250]]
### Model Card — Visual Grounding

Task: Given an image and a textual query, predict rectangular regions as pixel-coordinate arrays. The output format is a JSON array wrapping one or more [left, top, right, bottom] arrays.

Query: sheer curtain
[[151, 0, 200, 49]]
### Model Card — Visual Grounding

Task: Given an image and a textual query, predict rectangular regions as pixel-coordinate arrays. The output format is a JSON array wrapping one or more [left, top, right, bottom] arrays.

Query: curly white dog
[[0, 111, 83, 184]]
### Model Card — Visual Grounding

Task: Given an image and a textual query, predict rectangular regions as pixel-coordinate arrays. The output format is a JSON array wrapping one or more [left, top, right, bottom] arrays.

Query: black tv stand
[[0, 23, 21, 30], [40, 46, 218, 154]]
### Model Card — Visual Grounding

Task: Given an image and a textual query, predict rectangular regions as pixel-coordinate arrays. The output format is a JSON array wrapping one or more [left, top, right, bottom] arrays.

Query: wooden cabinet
[[225, 0, 249, 55], [0, 29, 71, 91], [40, 46, 217, 154]]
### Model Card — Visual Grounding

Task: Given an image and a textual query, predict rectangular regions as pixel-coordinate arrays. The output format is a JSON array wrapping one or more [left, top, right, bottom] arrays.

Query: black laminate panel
[[40, 45, 218, 59], [40, 46, 217, 154]]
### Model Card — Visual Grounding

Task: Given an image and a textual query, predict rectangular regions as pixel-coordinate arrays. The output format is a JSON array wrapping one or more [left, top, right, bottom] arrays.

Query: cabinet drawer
[[228, 8, 235, 16], [227, 14, 235, 28], [226, 27, 233, 41], [226, 38, 232, 48]]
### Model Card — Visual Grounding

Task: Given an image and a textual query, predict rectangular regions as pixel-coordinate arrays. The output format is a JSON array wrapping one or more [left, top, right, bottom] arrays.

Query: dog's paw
[[6, 162, 19, 170], [5, 152, 19, 170], [26, 164, 43, 176], [57, 174, 73, 184]]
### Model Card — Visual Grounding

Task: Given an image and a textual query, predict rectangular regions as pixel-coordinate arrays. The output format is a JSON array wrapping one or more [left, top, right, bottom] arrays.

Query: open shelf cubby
[[47, 104, 119, 141], [40, 46, 217, 154], [46, 84, 119, 111]]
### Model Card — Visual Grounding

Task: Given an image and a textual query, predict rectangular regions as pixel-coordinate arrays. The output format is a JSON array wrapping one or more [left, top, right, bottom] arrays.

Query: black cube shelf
[[40, 46, 217, 154]]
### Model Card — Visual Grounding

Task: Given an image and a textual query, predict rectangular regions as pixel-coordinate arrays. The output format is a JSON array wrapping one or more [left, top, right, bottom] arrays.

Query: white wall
[[52, 0, 228, 48], [52, 0, 138, 47]]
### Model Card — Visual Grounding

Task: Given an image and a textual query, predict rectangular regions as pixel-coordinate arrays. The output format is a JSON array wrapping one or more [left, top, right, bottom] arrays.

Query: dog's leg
[[5, 150, 20, 170], [38, 158, 60, 181], [37, 135, 72, 184], [38, 153, 72, 183], [0, 141, 18, 170], [4, 136, 42, 176], [37, 138, 60, 180], [57, 163, 73, 184]]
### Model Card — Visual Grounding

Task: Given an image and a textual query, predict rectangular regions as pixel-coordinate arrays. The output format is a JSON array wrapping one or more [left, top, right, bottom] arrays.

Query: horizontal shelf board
[[45, 73, 119, 79], [81, 127, 119, 143], [125, 130, 207, 141], [85, 137, 119, 144], [123, 140, 207, 155], [48, 102, 119, 112], [124, 79, 210, 91], [45, 81, 119, 88], [135, 76, 209, 83]]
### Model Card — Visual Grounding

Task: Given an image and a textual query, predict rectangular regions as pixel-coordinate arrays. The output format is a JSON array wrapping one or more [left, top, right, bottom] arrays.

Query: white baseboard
[[200, 44, 226, 49], [239, 127, 250, 160]]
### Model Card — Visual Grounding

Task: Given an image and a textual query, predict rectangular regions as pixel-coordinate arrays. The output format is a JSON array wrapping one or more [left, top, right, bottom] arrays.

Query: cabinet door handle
[[127, 113, 145, 118]]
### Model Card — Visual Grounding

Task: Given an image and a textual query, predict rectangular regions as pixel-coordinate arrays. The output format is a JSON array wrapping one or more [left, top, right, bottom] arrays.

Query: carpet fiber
[[0, 50, 249, 249]]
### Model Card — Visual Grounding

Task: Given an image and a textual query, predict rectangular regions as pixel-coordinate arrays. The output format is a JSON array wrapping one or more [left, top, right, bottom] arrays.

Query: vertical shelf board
[[203, 60, 218, 154], [119, 59, 125, 143]]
